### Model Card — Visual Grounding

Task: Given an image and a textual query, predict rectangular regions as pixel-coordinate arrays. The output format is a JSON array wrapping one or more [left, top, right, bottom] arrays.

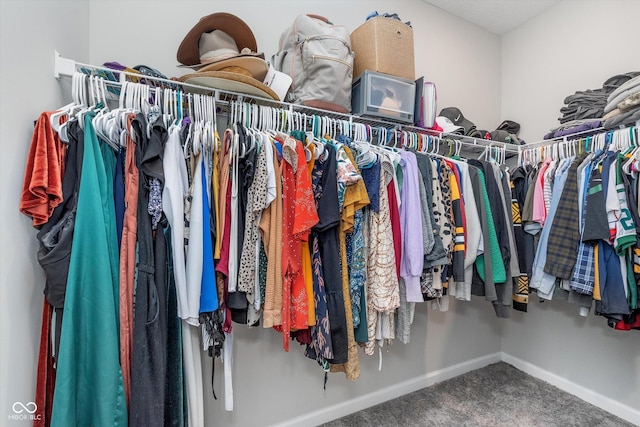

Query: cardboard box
[[350, 17, 415, 81], [352, 70, 416, 124]]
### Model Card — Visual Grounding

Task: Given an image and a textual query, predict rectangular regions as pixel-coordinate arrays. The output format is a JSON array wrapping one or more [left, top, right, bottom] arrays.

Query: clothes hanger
[[416, 133, 422, 151], [418, 134, 427, 152], [56, 72, 89, 142], [91, 76, 122, 151], [446, 138, 454, 157], [191, 94, 203, 156], [480, 142, 491, 161], [320, 116, 327, 140], [404, 131, 412, 150], [621, 127, 639, 175], [77, 73, 105, 131], [426, 135, 434, 154], [200, 95, 211, 153], [338, 119, 347, 139], [350, 123, 372, 167], [258, 104, 266, 132]]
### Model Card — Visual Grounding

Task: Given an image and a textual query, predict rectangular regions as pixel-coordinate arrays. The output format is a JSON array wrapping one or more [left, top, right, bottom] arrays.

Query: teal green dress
[[51, 113, 127, 426]]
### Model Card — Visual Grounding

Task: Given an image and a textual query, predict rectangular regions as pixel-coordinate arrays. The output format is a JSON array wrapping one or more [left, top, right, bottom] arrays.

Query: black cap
[[439, 107, 476, 136]]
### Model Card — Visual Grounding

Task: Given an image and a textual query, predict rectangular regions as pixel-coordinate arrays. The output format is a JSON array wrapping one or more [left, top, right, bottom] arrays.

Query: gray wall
[[501, 0, 640, 414], [501, 0, 640, 142], [87, 0, 503, 133], [0, 0, 90, 420]]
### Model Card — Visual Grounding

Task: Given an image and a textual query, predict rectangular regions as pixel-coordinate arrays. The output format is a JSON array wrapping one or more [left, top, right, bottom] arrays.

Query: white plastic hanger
[[55, 72, 86, 142]]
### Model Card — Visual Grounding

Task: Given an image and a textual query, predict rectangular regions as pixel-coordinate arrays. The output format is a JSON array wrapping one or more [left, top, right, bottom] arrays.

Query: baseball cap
[[435, 116, 464, 134], [439, 107, 476, 135]]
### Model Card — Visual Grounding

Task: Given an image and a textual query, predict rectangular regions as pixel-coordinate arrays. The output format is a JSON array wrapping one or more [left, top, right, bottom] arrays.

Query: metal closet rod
[[520, 126, 607, 150], [56, 54, 400, 133], [520, 125, 639, 157], [53, 50, 561, 153]]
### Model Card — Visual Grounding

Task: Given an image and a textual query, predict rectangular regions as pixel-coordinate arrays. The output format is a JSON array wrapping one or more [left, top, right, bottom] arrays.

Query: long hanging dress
[[51, 113, 127, 427], [130, 115, 168, 426]]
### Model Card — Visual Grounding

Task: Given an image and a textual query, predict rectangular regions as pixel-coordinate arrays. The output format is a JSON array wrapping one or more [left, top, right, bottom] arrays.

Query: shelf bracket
[[54, 50, 76, 79]]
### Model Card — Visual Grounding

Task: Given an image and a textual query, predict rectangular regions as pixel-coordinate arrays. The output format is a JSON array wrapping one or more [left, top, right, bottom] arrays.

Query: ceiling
[[423, 0, 561, 35]]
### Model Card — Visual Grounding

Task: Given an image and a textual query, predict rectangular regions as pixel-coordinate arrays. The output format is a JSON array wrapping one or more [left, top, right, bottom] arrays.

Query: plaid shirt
[[544, 153, 588, 279], [571, 161, 596, 295], [570, 244, 595, 294]]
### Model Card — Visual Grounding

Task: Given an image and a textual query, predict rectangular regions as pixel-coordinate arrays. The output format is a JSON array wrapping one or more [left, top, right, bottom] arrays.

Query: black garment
[[495, 167, 515, 318], [312, 145, 348, 364], [36, 120, 84, 360], [37, 119, 84, 310], [582, 167, 610, 244], [163, 224, 186, 426], [510, 166, 534, 313], [622, 171, 640, 235], [130, 114, 168, 426], [415, 153, 447, 267], [228, 124, 256, 324], [141, 116, 167, 182], [449, 172, 465, 285], [114, 148, 125, 250], [511, 166, 535, 277]]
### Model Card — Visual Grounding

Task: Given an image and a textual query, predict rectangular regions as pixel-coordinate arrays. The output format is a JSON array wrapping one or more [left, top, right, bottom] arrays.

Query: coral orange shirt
[[279, 136, 319, 350]]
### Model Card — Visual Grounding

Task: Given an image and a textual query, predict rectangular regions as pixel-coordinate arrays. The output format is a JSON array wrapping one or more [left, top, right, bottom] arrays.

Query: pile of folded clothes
[[602, 75, 640, 129], [558, 71, 639, 124], [546, 71, 640, 139]]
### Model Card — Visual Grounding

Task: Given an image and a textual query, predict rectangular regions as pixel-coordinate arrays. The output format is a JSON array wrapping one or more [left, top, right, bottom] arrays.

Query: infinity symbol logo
[[12, 402, 37, 414]]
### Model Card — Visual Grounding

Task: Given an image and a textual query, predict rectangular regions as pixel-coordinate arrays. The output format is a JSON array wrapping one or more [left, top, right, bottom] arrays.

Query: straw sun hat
[[176, 12, 278, 100]]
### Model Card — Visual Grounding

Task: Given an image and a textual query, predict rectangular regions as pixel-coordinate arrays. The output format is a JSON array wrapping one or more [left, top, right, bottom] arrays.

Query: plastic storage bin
[[351, 70, 416, 123]]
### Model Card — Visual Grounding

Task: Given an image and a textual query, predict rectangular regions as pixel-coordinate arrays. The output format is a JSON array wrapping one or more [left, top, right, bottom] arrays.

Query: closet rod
[[54, 50, 251, 101], [517, 124, 639, 151], [53, 50, 524, 154]]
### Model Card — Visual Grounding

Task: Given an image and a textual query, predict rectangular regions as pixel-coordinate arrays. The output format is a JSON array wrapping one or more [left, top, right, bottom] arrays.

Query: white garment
[[457, 162, 483, 300], [185, 152, 204, 324], [182, 321, 204, 427], [162, 127, 194, 323], [263, 133, 277, 206], [223, 329, 234, 411]]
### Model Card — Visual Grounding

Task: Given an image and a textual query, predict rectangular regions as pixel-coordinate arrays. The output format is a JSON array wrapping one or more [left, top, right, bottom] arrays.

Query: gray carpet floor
[[321, 362, 633, 427]]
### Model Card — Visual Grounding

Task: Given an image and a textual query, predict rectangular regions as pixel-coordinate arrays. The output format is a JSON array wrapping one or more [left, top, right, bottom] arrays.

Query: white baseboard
[[272, 352, 502, 427], [501, 352, 640, 426]]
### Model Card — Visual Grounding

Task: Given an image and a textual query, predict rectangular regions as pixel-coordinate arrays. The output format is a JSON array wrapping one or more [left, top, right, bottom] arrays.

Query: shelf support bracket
[[54, 50, 76, 79]]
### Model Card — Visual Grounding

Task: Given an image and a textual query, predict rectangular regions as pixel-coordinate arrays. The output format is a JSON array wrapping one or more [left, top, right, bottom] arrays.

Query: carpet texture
[[321, 362, 633, 427]]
